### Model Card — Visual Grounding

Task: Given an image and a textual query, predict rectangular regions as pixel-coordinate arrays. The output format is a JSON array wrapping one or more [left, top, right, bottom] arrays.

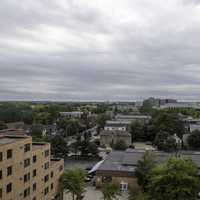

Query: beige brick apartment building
[[0, 134, 64, 200]]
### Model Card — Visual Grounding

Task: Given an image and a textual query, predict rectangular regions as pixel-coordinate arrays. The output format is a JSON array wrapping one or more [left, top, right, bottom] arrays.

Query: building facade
[[100, 130, 132, 147], [104, 121, 128, 131], [95, 150, 200, 191], [0, 135, 64, 200], [115, 114, 151, 124]]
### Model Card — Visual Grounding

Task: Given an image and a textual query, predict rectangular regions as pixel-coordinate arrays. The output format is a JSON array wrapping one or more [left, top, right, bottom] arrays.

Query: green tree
[[130, 121, 145, 142], [57, 118, 82, 137], [97, 113, 110, 133], [187, 130, 200, 149], [113, 140, 127, 150], [154, 131, 177, 152], [29, 124, 43, 138], [22, 110, 34, 125], [0, 121, 7, 130], [135, 151, 156, 191], [148, 156, 200, 200], [102, 183, 120, 200], [59, 168, 86, 200], [152, 112, 185, 138], [129, 186, 149, 200], [49, 135, 68, 157]]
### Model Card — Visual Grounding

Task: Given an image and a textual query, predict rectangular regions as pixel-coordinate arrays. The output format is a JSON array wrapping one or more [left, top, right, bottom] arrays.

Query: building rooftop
[[50, 158, 63, 166], [97, 150, 200, 174], [0, 129, 26, 136], [32, 142, 49, 150], [0, 135, 29, 145], [105, 120, 128, 127], [116, 114, 151, 119], [100, 130, 131, 137]]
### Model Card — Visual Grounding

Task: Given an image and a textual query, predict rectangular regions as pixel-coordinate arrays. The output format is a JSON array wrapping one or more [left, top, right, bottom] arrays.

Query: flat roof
[[32, 142, 49, 150], [0, 135, 29, 145]]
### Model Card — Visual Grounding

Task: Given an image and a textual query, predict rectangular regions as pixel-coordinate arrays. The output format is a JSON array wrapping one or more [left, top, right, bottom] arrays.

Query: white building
[[184, 117, 200, 132], [104, 120, 128, 131], [115, 114, 151, 124]]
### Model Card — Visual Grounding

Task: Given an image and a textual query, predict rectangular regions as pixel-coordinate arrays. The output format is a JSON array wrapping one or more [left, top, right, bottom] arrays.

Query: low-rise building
[[100, 130, 131, 147], [104, 121, 128, 131], [95, 150, 200, 191], [183, 117, 200, 132], [0, 133, 64, 200], [59, 111, 83, 118], [160, 102, 200, 110], [115, 114, 151, 124]]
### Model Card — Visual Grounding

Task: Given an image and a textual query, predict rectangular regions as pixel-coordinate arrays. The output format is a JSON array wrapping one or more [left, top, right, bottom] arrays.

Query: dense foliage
[[59, 168, 86, 200], [135, 151, 156, 191], [148, 157, 200, 200], [113, 139, 127, 150], [187, 130, 200, 149], [102, 183, 120, 200]]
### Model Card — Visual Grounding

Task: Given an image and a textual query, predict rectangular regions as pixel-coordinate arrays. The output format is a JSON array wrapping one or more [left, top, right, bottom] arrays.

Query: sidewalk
[[64, 186, 128, 200]]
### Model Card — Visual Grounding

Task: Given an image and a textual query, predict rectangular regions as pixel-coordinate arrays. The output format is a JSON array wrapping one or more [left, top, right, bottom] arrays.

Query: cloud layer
[[0, 0, 200, 101]]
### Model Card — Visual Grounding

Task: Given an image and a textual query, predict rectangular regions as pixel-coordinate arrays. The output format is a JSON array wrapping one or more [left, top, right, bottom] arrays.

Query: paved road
[[64, 186, 128, 200]]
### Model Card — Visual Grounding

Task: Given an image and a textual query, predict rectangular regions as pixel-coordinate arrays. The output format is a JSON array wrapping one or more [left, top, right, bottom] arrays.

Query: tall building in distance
[[0, 134, 64, 200]]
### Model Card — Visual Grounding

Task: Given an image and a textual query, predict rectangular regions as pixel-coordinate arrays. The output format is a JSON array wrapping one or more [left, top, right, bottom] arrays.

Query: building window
[[7, 149, 12, 159], [44, 187, 49, 195], [24, 158, 30, 168], [0, 188, 2, 198], [24, 173, 30, 183], [50, 183, 54, 190], [44, 150, 49, 157], [33, 169, 37, 177], [32, 155, 37, 163], [44, 162, 49, 170], [120, 181, 128, 192], [24, 187, 30, 198], [0, 170, 2, 180], [6, 183, 12, 193], [24, 144, 31, 152], [44, 175, 49, 182], [0, 152, 2, 162], [32, 197, 36, 200], [50, 171, 54, 178], [33, 183, 37, 192], [7, 166, 12, 176]]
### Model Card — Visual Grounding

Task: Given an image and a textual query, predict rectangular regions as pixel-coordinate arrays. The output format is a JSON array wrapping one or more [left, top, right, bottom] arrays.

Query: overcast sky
[[0, 0, 200, 101]]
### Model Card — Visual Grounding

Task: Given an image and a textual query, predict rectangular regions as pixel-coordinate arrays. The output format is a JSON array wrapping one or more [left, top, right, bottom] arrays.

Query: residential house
[[100, 130, 131, 147], [95, 150, 200, 191]]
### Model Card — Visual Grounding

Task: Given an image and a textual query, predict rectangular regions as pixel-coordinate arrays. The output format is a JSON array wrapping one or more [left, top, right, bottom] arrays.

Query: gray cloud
[[0, 0, 200, 101]]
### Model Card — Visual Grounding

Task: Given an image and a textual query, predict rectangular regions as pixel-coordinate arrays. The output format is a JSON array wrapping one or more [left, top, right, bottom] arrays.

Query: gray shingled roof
[[97, 150, 200, 173]]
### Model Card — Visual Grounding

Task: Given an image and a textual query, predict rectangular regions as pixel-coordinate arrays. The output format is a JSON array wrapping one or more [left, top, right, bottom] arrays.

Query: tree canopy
[[148, 156, 200, 200], [130, 121, 146, 142], [102, 183, 120, 200], [135, 151, 156, 191], [187, 130, 200, 149], [154, 131, 178, 152], [151, 112, 185, 138], [59, 168, 86, 200], [113, 139, 127, 151], [0, 121, 7, 130]]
